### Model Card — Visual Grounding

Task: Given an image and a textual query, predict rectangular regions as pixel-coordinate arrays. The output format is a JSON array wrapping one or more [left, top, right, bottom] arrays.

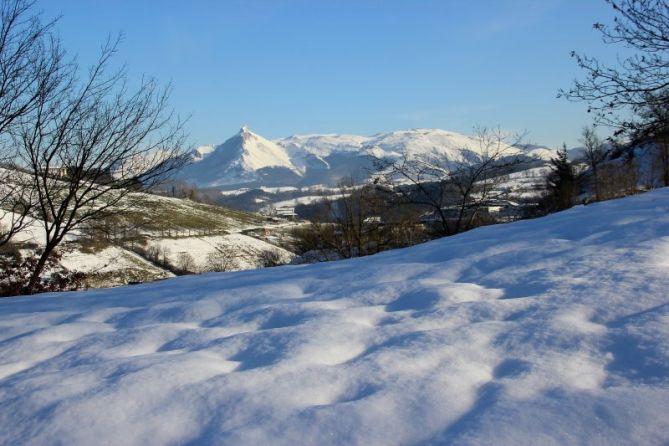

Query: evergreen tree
[[545, 146, 576, 211]]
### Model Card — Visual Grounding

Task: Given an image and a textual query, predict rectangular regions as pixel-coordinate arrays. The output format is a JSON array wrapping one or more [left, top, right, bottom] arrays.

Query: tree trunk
[[592, 164, 600, 201], [24, 242, 57, 295], [662, 143, 669, 187]]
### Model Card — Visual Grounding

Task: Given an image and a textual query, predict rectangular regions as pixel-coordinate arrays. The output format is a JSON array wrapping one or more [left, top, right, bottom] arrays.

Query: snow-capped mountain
[[178, 127, 546, 190], [191, 144, 215, 161], [178, 127, 301, 188], [513, 143, 559, 161]]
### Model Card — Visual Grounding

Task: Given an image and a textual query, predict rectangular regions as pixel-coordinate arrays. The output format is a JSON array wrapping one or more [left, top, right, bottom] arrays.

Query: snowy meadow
[[0, 189, 668, 445]]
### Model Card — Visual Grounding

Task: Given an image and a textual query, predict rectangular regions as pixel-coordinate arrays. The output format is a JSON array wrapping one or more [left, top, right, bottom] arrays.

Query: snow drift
[[0, 190, 668, 445]]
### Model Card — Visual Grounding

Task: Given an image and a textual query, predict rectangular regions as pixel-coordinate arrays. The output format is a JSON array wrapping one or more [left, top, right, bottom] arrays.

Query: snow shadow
[[493, 358, 532, 379], [385, 288, 442, 312], [604, 333, 669, 384], [604, 303, 669, 385], [229, 334, 293, 371], [426, 382, 503, 444]]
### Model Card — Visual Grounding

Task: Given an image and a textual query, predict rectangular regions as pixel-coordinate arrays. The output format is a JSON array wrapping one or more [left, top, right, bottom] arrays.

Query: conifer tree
[[545, 146, 577, 211]]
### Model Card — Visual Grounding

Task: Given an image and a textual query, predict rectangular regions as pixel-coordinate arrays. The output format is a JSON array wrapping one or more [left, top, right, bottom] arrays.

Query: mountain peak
[[239, 126, 255, 141]]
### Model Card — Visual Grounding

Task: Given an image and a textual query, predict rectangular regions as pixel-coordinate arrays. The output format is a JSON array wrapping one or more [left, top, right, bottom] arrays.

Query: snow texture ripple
[[0, 190, 668, 445]]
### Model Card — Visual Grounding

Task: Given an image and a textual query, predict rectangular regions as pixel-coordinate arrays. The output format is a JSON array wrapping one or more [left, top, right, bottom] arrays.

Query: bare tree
[[579, 126, 607, 200], [14, 36, 188, 294], [375, 127, 523, 236], [321, 179, 375, 258], [560, 0, 669, 131], [206, 244, 241, 272], [630, 97, 669, 186], [0, 0, 64, 247], [0, 169, 34, 246], [0, 0, 62, 136], [176, 252, 195, 273], [293, 178, 404, 259], [258, 249, 284, 268]]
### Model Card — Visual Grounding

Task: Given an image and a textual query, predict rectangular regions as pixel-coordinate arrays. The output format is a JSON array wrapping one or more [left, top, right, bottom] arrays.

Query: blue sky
[[37, 1, 623, 148]]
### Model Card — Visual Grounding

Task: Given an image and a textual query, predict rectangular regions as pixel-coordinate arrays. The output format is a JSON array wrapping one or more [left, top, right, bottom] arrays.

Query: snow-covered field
[[0, 189, 668, 445], [1, 182, 292, 286], [60, 246, 174, 287], [146, 233, 295, 273], [496, 166, 551, 199]]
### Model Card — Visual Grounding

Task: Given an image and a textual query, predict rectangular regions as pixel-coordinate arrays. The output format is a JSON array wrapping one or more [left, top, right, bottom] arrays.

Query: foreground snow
[[1, 190, 669, 445]]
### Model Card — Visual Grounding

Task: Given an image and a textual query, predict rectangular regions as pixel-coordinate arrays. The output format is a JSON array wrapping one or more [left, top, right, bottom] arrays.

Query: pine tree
[[545, 146, 576, 212]]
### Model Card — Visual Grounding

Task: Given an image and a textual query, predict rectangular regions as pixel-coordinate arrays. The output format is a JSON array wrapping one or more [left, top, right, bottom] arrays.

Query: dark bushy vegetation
[[292, 181, 429, 261], [543, 148, 577, 212], [0, 245, 85, 296]]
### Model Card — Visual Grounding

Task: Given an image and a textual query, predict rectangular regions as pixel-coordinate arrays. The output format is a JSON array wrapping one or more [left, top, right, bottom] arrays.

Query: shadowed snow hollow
[[1, 190, 668, 445]]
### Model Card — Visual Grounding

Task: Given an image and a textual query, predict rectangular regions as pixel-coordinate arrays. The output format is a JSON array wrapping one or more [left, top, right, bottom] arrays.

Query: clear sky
[[36, 0, 624, 148]]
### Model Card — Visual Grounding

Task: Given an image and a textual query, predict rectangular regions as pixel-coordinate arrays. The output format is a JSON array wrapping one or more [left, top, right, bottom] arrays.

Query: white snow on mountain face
[[279, 133, 368, 157], [525, 147, 557, 161], [279, 128, 526, 167], [178, 127, 301, 188], [236, 127, 297, 172], [178, 127, 537, 190], [367, 128, 501, 158], [1, 189, 668, 444], [191, 144, 215, 161], [278, 128, 522, 160]]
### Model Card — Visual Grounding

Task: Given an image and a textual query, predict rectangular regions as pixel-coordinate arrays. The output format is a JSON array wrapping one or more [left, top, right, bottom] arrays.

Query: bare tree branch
[[374, 127, 524, 236], [559, 0, 669, 130], [11, 33, 188, 294], [0, 0, 66, 247]]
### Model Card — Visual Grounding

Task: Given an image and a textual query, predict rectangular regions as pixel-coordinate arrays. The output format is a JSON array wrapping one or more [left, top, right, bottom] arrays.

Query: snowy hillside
[[178, 127, 540, 190], [191, 144, 215, 161], [145, 233, 295, 273], [1, 186, 295, 288], [1, 189, 668, 444]]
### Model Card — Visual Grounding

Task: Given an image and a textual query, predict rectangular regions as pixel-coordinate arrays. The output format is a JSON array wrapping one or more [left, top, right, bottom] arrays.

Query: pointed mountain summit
[[178, 127, 301, 188], [235, 127, 298, 172]]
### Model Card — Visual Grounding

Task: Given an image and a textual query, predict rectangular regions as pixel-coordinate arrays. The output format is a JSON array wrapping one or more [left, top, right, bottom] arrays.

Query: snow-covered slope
[[514, 143, 558, 161], [366, 128, 507, 159], [0, 184, 289, 288], [1, 190, 668, 444], [178, 127, 301, 188], [145, 233, 295, 273], [179, 128, 533, 190], [280, 128, 522, 161], [280, 133, 368, 158], [191, 144, 215, 161]]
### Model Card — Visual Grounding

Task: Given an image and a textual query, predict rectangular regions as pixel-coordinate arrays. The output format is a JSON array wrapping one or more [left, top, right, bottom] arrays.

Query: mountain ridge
[[178, 127, 556, 190]]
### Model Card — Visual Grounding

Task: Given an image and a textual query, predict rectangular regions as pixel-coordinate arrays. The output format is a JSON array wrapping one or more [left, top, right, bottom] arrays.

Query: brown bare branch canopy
[[560, 0, 669, 130], [0, 1, 189, 293], [0, 0, 64, 246], [374, 127, 524, 236]]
